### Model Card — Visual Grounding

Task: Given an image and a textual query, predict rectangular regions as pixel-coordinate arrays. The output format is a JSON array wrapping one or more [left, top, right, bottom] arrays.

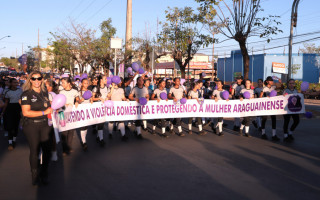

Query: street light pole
[[288, 0, 300, 81], [0, 35, 10, 41]]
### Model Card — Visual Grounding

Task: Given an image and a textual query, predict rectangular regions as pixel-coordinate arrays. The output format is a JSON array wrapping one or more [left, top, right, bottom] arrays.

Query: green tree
[[300, 43, 320, 54], [158, 7, 213, 78], [0, 57, 19, 69], [196, 0, 282, 80]]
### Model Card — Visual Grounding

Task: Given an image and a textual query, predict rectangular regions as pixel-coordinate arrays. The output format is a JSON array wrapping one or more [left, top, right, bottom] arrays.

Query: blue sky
[[0, 0, 319, 58]]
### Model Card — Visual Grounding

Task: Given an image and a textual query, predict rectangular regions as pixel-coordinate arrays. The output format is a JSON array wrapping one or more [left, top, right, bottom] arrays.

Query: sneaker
[[177, 132, 185, 137], [261, 134, 268, 140], [169, 129, 174, 134], [99, 139, 105, 147], [283, 136, 291, 143], [150, 130, 156, 135], [218, 132, 224, 136], [121, 135, 128, 141], [288, 135, 295, 141], [51, 152, 58, 161], [252, 121, 258, 128], [272, 135, 280, 141], [238, 129, 243, 136], [82, 143, 88, 151], [244, 133, 252, 138], [199, 130, 207, 136], [8, 144, 13, 151], [136, 134, 143, 139], [188, 130, 192, 135], [108, 134, 113, 139], [160, 133, 169, 138]]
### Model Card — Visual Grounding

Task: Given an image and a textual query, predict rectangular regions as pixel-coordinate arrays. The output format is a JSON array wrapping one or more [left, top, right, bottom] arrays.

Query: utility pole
[[125, 0, 132, 52], [288, 0, 300, 81], [211, 32, 215, 81], [38, 28, 41, 70]]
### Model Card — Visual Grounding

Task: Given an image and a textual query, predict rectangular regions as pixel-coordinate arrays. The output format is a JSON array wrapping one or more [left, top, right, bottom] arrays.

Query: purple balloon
[[202, 72, 206, 77], [305, 111, 312, 119], [83, 90, 92, 100], [180, 98, 187, 104], [160, 92, 167, 100], [270, 90, 277, 97], [301, 81, 309, 92], [243, 91, 251, 99], [49, 92, 56, 99], [112, 76, 121, 84], [138, 68, 145, 74], [132, 62, 140, 71], [127, 67, 133, 74], [107, 77, 112, 84], [139, 97, 148, 105], [222, 91, 229, 100], [81, 73, 88, 79], [51, 94, 67, 110], [104, 100, 114, 108]]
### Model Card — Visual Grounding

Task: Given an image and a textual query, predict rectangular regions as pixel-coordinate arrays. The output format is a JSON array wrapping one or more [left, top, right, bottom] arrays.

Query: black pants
[[23, 119, 52, 173], [153, 119, 165, 128], [135, 120, 142, 127], [242, 117, 251, 126], [173, 118, 182, 126], [283, 114, 300, 133], [261, 115, 276, 129], [188, 117, 201, 125], [5, 103, 21, 140], [61, 130, 75, 153]]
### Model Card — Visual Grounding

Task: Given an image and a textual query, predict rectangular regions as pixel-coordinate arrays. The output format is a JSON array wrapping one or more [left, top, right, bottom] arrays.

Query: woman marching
[[168, 77, 186, 137], [239, 79, 255, 137], [77, 78, 91, 150], [91, 75, 109, 146], [150, 79, 169, 138], [252, 79, 264, 130], [129, 76, 149, 139], [211, 80, 228, 136], [21, 71, 53, 185], [259, 76, 282, 141], [107, 78, 129, 141], [282, 79, 300, 142], [2, 78, 23, 150], [188, 80, 207, 136], [59, 75, 80, 155]]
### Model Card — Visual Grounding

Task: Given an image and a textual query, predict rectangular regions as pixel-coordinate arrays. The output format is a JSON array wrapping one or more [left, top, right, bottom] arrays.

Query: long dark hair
[[46, 79, 59, 94], [94, 75, 103, 98], [61, 77, 77, 90], [8, 78, 17, 90], [80, 78, 88, 96]]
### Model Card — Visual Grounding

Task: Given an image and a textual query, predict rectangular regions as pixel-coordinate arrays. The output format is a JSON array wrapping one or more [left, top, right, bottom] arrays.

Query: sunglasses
[[31, 77, 43, 81]]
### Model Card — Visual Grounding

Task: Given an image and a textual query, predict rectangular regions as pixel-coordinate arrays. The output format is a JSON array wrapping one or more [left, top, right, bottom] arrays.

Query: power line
[[85, 0, 113, 22], [75, 0, 98, 20]]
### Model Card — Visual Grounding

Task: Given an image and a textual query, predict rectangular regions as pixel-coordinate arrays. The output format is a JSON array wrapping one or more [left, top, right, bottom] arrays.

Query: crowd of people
[[0, 70, 307, 186]]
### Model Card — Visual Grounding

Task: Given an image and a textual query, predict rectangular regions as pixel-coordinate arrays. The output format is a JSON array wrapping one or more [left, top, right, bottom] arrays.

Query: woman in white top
[[92, 75, 109, 147], [282, 79, 300, 142], [188, 80, 206, 136], [60, 76, 79, 155], [259, 76, 282, 141], [77, 78, 91, 150], [128, 76, 149, 139], [239, 79, 255, 137], [107, 78, 129, 141], [2, 78, 23, 150]]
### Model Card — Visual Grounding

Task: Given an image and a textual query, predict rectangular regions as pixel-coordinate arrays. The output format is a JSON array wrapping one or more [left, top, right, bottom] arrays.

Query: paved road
[[0, 116, 319, 200]]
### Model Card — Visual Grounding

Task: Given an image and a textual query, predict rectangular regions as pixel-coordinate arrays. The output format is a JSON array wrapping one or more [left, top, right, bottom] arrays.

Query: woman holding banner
[[129, 76, 149, 139], [239, 80, 255, 137], [211, 80, 228, 136], [92, 75, 109, 147], [107, 79, 129, 141], [168, 77, 186, 137], [21, 71, 52, 185], [188, 80, 206, 136], [77, 78, 91, 150], [282, 79, 300, 142], [252, 79, 264, 131], [59, 75, 80, 154], [259, 76, 281, 141], [151, 79, 169, 138]]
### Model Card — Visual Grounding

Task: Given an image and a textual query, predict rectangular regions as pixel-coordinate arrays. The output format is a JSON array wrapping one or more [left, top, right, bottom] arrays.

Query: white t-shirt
[[109, 88, 125, 101], [240, 88, 255, 98], [262, 86, 276, 97], [153, 88, 167, 100], [79, 90, 91, 104], [232, 83, 245, 97], [130, 86, 148, 99], [59, 89, 79, 105], [254, 87, 263, 98], [92, 86, 109, 100], [169, 86, 185, 100], [212, 89, 225, 100], [188, 90, 199, 99]]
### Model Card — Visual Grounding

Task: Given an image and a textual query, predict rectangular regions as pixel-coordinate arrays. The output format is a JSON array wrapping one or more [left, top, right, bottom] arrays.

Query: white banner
[[52, 94, 305, 132]]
